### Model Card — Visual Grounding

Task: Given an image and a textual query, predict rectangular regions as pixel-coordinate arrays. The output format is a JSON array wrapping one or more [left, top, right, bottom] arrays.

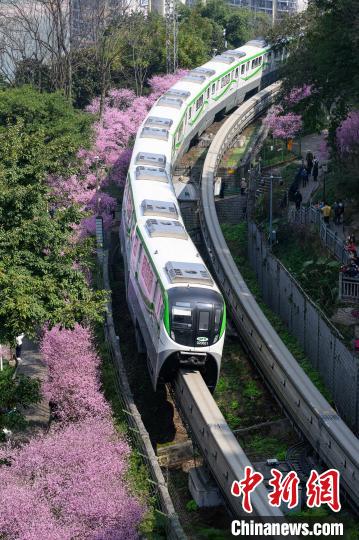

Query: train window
[[241, 64, 245, 75], [199, 311, 210, 331], [221, 74, 230, 88], [246, 62, 249, 71], [235, 68, 238, 78], [172, 307, 192, 327], [196, 94, 204, 111], [259, 56, 262, 65], [188, 107, 192, 119], [207, 88, 210, 99], [214, 309, 222, 332], [211, 83, 215, 94], [252, 59, 256, 69]]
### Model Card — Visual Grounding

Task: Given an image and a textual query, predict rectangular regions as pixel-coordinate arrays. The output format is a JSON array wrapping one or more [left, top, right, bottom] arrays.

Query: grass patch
[[221, 222, 334, 403], [245, 434, 287, 460], [260, 137, 296, 168], [274, 226, 340, 315]]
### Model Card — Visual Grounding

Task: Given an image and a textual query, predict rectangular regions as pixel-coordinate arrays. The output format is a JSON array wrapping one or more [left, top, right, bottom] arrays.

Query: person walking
[[294, 190, 302, 210], [15, 333, 25, 364], [333, 201, 340, 225], [300, 166, 308, 187], [240, 178, 247, 196], [338, 199, 344, 224], [306, 153, 313, 180], [312, 157, 319, 182], [321, 202, 331, 225]]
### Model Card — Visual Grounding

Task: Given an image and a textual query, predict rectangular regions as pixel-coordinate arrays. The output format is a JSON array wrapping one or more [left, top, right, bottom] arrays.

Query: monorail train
[[120, 39, 283, 390]]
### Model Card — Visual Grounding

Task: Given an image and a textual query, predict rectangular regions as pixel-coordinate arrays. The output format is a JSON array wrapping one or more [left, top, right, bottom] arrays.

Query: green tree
[[269, 0, 359, 129], [0, 86, 92, 174], [0, 89, 106, 345]]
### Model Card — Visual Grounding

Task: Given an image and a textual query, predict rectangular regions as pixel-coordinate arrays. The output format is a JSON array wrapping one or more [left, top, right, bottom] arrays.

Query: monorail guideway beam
[[199, 84, 359, 511]]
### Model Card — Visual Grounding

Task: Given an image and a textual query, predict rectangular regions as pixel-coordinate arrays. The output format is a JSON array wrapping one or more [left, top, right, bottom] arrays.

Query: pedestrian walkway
[[17, 337, 50, 431]]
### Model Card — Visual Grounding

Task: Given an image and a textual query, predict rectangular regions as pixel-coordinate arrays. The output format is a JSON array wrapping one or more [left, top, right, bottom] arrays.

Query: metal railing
[[288, 206, 350, 264], [339, 273, 359, 302]]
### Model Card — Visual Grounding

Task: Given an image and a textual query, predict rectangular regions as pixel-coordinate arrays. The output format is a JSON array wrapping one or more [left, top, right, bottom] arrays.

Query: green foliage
[[274, 227, 340, 313], [68, 1, 271, 101], [0, 86, 92, 174], [0, 89, 106, 344], [269, 0, 358, 131], [0, 365, 41, 438], [243, 380, 262, 400], [246, 434, 287, 460], [221, 223, 333, 403], [186, 499, 199, 512]]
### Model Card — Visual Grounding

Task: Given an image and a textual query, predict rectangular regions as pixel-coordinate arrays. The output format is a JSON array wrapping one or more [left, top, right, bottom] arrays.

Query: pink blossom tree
[[336, 110, 359, 155], [0, 418, 144, 539], [41, 325, 111, 424], [264, 106, 303, 139], [285, 84, 312, 106]]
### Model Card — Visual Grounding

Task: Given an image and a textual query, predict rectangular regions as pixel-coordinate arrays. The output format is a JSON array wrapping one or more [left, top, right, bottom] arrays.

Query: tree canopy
[[0, 88, 105, 344], [269, 0, 359, 129]]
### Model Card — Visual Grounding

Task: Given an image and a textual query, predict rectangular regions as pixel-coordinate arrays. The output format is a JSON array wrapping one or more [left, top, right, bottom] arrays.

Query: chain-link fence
[[288, 206, 350, 264], [248, 223, 359, 434]]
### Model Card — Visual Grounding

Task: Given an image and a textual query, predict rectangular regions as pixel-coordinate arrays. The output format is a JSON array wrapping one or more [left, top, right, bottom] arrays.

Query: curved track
[[198, 84, 359, 510]]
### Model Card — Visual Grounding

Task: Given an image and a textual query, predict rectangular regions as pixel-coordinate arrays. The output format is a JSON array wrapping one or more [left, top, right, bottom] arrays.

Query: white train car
[[121, 39, 280, 390]]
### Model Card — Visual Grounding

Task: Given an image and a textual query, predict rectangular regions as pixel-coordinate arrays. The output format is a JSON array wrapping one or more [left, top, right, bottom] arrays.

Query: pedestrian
[[294, 190, 302, 210], [240, 177, 247, 196], [306, 151, 313, 179], [333, 201, 340, 225], [219, 179, 226, 199], [300, 166, 308, 187], [312, 157, 319, 182], [15, 333, 25, 363], [321, 202, 331, 224], [338, 199, 344, 224]]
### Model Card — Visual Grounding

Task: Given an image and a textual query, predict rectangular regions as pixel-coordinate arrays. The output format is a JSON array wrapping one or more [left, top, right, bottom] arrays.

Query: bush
[[0, 418, 144, 539], [41, 325, 111, 424]]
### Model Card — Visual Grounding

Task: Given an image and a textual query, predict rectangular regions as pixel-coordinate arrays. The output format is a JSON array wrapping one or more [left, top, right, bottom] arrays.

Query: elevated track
[[197, 83, 359, 511]]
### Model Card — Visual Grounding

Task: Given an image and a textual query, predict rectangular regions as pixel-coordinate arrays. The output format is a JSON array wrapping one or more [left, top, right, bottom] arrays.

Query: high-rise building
[[228, 0, 307, 16], [71, 0, 149, 45]]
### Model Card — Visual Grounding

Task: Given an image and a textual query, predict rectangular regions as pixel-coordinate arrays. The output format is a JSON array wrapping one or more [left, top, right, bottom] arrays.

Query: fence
[[98, 248, 186, 540], [247, 222, 359, 434], [288, 206, 359, 301], [288, 205, 350, 264], [339, 273, 359, 302]]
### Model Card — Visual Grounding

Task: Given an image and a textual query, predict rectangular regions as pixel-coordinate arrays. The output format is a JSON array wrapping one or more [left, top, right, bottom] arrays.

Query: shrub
[[0, 418, 144, 539], [41, 325, 111, 424]]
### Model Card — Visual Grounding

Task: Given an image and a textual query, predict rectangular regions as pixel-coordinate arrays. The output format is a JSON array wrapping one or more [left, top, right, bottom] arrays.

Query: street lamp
[[261, 174, 282, 249]]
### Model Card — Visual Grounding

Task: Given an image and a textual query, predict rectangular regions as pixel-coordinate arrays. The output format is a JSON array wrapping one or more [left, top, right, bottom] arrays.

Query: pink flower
[[336, 111, 359, 155], [0, 418, 144, 539], [285, 84, 313, 105]]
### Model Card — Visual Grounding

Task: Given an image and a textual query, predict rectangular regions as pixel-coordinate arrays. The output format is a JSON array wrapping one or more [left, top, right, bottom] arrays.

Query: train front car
[[160, 273, 226, 392]]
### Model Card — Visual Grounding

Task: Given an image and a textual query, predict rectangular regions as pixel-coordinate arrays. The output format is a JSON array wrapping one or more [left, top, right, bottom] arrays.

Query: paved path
[[17, 337, 50, 431]]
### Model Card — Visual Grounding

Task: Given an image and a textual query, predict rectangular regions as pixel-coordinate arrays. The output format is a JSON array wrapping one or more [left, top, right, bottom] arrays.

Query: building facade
[[228, 0, 307, 16]]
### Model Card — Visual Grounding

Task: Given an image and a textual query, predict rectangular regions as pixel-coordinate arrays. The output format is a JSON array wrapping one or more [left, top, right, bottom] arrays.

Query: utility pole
[[165, 0, 178, 73]]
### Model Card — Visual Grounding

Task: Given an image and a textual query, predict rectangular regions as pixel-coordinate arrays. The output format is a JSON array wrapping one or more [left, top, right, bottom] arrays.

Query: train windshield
[[168, 287, 224, 347]]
